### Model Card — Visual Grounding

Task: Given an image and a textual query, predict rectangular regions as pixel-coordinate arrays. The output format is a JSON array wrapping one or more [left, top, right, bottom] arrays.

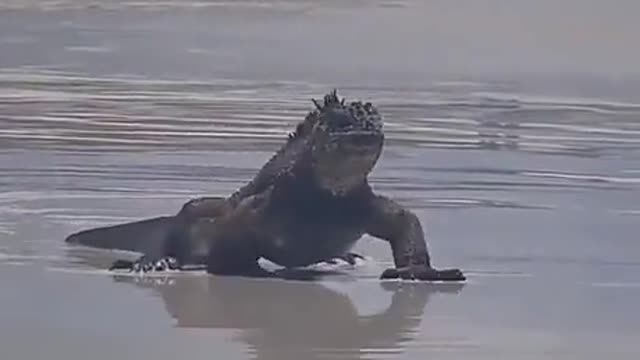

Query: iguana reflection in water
[[113, 272, 464, 360]]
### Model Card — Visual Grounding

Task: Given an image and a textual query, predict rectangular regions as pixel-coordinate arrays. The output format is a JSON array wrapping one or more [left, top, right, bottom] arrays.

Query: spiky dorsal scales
[[287, 89, 343, 143]]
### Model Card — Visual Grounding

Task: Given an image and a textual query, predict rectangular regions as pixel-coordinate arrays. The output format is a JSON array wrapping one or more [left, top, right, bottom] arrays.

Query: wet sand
[[1, 1, 640, 359]]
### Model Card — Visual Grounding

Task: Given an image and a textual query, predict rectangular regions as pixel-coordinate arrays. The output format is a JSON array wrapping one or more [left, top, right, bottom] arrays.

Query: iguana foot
[[325, 252, 365, 265], [380, 266, 465, 281], [109, 256, 181, 273]]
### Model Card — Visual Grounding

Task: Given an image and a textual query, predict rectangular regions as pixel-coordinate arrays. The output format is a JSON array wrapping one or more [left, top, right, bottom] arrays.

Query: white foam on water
[[520, 134, 640, 145], [521, 122, 640, 136], [64, 46, 113, 53], [47, 265, 208, 277], [0, 223, 15, 235], [462, 270, 534, 278], [609, 209, 640, 216], [0, 132, 167, 145], [588, 282, 640, 289], [521, 171, 640, 184], [0, 253, 66, 262], [471, 91, 640, 112], [0, 191, 189, 204]]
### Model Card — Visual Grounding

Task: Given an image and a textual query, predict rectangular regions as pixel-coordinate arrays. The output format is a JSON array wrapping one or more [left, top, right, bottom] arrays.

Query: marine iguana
[[65, 90, 465, 281]]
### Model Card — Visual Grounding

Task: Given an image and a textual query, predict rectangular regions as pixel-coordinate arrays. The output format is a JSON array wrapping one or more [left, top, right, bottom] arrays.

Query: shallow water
[[2, 1, 640, 359]]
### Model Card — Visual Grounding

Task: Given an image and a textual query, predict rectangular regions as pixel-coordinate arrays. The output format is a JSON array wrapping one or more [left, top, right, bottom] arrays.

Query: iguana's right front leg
[[365, 195, 465, 281], [110, 256, 183, 273]]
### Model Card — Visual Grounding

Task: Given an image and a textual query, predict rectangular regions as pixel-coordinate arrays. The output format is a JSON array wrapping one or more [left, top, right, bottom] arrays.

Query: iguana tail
[[65, 216, 176, 258]]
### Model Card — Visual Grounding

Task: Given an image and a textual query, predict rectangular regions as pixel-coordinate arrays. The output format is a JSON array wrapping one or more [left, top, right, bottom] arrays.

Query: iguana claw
[[109, 256, 181, 273], [381, 266, 465, 281]]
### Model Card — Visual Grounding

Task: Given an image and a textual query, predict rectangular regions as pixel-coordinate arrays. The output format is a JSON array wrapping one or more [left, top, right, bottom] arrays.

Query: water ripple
[[2, 69, 639, 157], [2, 69, 639, 217]]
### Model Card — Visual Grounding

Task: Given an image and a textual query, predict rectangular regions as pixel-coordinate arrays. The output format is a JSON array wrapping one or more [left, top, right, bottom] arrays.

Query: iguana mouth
[[327, 133, 383, 157], [338, 131, 383, 145]]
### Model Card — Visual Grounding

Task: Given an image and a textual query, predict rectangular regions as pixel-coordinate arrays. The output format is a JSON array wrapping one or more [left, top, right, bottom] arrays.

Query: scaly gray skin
[[66, 90, 465, 281]]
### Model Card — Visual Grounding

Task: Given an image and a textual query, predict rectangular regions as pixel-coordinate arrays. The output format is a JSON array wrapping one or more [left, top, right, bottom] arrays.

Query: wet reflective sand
[[1, 1, 640, 359]]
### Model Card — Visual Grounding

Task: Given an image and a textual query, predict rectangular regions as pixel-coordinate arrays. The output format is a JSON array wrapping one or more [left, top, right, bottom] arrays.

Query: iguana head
[[296, 90, 384, 194]]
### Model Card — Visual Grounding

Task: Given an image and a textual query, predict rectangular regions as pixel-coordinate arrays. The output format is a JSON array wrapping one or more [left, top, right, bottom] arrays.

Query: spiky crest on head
[[286, 89, 344, 142], [227, 89, 382, 206]]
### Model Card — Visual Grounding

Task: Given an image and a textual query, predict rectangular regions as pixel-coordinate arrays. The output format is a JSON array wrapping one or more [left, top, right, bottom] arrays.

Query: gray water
[[1, 1, 640, 359]]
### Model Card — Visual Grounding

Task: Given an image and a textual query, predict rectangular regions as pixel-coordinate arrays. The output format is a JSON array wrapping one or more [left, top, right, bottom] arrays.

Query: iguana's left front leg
[[108, 197, 230, 273], [365, 195, 465, 281]]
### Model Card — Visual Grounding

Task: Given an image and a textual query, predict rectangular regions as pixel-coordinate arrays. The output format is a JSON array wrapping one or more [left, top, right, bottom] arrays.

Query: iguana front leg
[[365, 195, 465, 281]]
